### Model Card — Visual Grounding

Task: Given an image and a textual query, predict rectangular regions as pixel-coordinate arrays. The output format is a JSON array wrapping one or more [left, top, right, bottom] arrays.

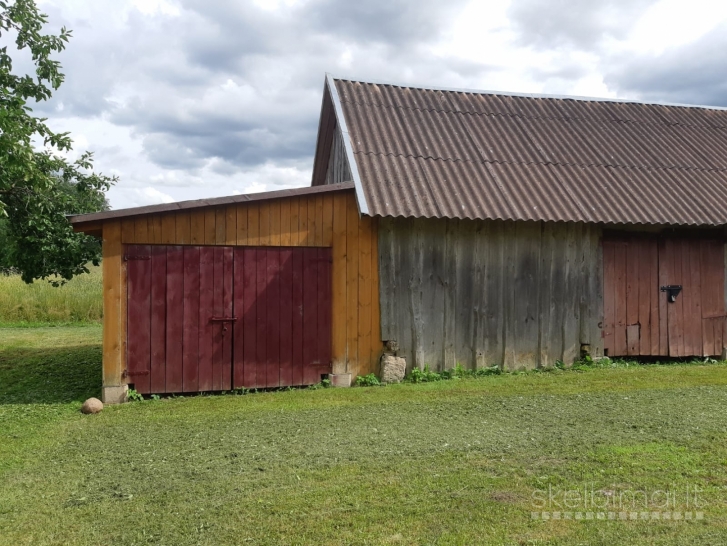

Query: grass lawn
[[1, 327, 727, 545]]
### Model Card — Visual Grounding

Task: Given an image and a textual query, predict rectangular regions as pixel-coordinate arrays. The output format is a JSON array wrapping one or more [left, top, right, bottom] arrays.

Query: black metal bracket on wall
[[660, 285, 682, 302]]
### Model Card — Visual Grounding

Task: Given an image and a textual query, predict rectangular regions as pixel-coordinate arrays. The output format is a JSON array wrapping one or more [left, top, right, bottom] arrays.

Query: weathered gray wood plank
[[380, 217, 602, 372]]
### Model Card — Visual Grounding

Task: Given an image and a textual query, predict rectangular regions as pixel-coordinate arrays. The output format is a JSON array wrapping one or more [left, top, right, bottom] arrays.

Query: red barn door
[[126, 244, 332, 394], [232, 247, 332, 390], [126, 245, 233, 394], [603, 236, 725, 357]]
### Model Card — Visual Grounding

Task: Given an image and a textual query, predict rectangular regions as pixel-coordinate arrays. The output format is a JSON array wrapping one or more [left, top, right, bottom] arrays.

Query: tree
[[0, 0, 115, 283]]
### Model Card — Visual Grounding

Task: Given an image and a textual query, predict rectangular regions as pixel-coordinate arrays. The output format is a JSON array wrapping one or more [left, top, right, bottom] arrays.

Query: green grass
[[2, 326, 727, 544], [0, 266, 102, 326]]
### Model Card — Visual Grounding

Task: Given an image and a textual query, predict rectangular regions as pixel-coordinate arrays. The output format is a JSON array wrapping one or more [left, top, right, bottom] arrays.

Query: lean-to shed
[[71, 75, 727, 403]]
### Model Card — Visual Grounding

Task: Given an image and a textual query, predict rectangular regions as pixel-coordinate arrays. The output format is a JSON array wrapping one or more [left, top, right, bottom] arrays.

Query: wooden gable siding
[[324, 125, 352, 185], [102, 190, 381, 393], [378, 217, 603, 371]]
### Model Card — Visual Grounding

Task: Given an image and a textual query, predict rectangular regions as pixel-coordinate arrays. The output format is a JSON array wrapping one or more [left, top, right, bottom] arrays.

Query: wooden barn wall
[[324, 125, 352, 185], [378, 217, 604, 371], [101, 190, 381, 393]]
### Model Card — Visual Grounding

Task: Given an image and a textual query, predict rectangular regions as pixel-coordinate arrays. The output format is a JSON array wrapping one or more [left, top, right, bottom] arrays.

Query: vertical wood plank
[[151, 216, 163, 245], [602, 240, 616, 356], [442, 220, 458, 370], [299, 197, 310, 246], [182, 247, 200, 392], [321, 247, 333, 374], [266, 249, 281, 387], [204, 209, 216, 246], [538, 224, 555, 367], [126, 245, 151, 393], [278, 249, 293, 386], [303, 246, 320, 384], [658, 239, 669, 355], [370, 218, 382, 375], [215, 208, 227, 246], [102, 222, 123, 394], [259, 202, 271, 246], [248, 206, 260, 246], [637, 239, 652, 355], [322, 194, 334, 247], [211, 247, 224, 390], [236, 205, 248, 246], [165, 246, 184, 393], [269, 200, 282, 247], [255, 248, 268, 387], [134, 217, 150, 244], [280, 199, 292, 247], [242, 248, 260, 388], [345, 193, 359, 375], [315, 195, 324, 247], [614, 242, 628, 356], [190, 210, 205, 245], [649, 240, 661, 355], [688, 241, 703, 356], [358, 216, 373, 376], [221, 247, 233, 390], [225, 206, 237, 245], [625, 239, 640, 356], [175, 212, 191, 245], [512, 221, 540, 369], [198, 247, 214, 391], [331, 193, 348, 371], [232, 248, 245, 389], [121, 219, 136, 244], [681, 240, 697, 356], [291, 248, 305, 385], [150, 245, 167, 393], [161, 214, 176, 245], [308, 197, 318, 247], [290, 197, 301, 246]]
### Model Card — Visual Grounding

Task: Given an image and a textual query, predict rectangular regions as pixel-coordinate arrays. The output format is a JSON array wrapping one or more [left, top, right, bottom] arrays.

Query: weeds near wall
[[355, 373, 381, 387]]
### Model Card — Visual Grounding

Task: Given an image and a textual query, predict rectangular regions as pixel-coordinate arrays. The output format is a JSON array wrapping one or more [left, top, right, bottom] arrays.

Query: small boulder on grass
[[81, 398, 103, 414]]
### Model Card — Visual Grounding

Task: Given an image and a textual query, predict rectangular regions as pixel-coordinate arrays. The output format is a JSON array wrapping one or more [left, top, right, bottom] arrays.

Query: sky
[[17, 0, 727, 210]]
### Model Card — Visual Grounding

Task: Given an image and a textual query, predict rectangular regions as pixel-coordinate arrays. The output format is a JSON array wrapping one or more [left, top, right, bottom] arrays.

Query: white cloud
[[27, 0, 727, 212]]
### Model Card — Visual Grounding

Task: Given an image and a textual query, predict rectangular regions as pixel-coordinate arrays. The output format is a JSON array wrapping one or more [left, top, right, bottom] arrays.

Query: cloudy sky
[[21, 0, 727, 209]]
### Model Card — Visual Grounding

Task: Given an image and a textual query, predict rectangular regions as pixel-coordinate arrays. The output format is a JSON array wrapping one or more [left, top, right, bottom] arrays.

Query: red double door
[[603, 236, 725, 357], [125, 245, 332, 394]]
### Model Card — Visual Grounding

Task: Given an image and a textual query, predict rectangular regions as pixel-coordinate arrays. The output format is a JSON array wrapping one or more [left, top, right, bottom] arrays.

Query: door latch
[[660, 285, 682, 302], [210, 317, 237, 336]]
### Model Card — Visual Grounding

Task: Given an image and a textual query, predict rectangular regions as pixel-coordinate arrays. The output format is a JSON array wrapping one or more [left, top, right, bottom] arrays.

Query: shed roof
[[325, 76, 727, 226], [68, 182, 354, 227]]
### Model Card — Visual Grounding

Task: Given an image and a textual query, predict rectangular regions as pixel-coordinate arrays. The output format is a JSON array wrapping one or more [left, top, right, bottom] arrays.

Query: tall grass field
[[0, 266, 102, 326]]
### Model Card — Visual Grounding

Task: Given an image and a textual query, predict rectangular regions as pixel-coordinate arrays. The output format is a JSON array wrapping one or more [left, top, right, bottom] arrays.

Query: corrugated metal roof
[[334, 78, 727, 226]]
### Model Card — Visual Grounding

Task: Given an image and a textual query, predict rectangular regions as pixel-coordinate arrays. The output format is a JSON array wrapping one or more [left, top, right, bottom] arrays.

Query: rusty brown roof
[[332, 77, 727, 226]]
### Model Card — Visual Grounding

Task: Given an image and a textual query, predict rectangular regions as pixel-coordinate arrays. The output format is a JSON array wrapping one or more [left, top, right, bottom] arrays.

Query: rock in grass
[[381, 355, 406, 384], [81, 398, 103, 414]]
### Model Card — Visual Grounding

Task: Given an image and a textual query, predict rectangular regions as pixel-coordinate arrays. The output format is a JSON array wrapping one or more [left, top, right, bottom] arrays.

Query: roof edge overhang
[[69, 182, 355, 229], [324, 73, 369, 215]]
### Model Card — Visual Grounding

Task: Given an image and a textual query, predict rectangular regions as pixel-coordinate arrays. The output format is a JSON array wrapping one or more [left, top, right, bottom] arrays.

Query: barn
[[70, 75, 727, 403]]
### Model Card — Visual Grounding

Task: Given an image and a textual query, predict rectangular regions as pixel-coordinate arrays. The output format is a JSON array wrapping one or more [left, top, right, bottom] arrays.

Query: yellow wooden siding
[[108, 190, 380, 388], [102, 221, 124, 389]]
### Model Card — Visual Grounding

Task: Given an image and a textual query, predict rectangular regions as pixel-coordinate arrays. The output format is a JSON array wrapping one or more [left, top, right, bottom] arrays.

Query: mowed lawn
[[1, 327, 727, 545]]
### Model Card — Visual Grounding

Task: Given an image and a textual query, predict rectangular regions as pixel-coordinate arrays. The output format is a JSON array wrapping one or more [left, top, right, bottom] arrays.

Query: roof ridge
[[331, 74, 727, 112]]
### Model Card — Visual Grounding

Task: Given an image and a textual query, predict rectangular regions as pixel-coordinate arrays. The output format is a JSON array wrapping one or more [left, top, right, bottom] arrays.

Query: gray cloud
[[34, 0, 482, 176], [508, 0, 657, 50], [604, 24, 727, 106]]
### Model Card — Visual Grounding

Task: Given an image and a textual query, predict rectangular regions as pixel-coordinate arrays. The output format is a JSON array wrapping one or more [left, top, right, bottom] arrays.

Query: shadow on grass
[[0, 343, 101, 404]]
